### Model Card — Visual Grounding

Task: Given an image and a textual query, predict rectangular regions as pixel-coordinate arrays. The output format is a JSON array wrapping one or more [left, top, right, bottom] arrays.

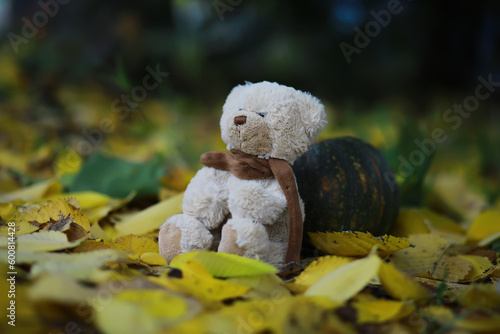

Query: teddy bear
[[158, 81, 327, 267]]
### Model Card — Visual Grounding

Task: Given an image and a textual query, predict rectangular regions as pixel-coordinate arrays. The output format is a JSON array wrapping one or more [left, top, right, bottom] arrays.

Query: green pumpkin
[[292, 137, 400, 249]]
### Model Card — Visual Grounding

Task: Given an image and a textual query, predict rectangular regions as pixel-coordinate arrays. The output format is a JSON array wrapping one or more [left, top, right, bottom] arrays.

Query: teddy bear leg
[[218, 218, 287, 267], [158, 214, 213, 263]]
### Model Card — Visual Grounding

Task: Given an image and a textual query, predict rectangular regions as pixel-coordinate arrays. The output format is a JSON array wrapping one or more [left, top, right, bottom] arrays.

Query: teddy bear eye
[[257, 112, 265, 118]]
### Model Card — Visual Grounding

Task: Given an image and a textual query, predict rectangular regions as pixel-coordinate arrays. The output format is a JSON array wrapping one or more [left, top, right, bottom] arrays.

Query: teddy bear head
[[220, 81, 327, 164]]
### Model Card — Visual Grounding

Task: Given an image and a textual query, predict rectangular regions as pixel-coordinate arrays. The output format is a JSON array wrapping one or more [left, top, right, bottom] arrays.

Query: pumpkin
[[292, 137, 400, 249]]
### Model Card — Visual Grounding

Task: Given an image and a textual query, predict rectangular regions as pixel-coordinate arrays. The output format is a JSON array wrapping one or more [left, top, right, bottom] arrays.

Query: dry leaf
[[378, 261, 430, 301], [389, 234, 449, 276], [456, 255, 493, 281], [352, 294, 415, 324], [309, 231, 410, 257], [14, 198, 90, 233], [305, 254, 381, 303], [288, 255, 352, 294], [151, 261, 250, 305], [432, 255, 472, 282]]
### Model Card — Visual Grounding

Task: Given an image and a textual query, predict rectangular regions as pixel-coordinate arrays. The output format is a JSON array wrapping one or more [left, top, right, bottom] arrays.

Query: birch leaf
[[309, 231, 410, 257], [305, 253, 381, 303]]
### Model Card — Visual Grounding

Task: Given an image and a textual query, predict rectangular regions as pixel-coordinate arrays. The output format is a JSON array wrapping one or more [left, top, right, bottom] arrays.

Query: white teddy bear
[[159, 81, 327, 267]]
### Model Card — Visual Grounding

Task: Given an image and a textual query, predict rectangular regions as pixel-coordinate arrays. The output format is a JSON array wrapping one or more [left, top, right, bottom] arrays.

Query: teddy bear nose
[[234, 116, 247, 125]]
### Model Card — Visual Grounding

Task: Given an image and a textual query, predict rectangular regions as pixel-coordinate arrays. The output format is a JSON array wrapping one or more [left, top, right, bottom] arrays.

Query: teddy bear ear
[[295, 90, 328, 142]]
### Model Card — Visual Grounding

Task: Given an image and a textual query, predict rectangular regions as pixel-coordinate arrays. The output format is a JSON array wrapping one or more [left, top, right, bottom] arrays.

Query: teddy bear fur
[[159, 81, 327, 267]]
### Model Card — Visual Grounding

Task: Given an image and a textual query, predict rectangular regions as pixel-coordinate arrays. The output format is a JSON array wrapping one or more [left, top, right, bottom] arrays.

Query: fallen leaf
[[14, 198, 90, 233], [169, 296, 350, 334], [305, 253, 381, 303], [43, 191, 135, 223], [227, 273, 291, 299], [29, 274, 96, 303], [151, 261, 250, 305], [378, 261, 430, 301], [432, 255, 472, 282], [0, 179, 61, 202], [288, 255, 353, 294], [390, 208, 431, 237], [139, 252, 167, 266], [94, 289, 200, 334], [352, 294, 415, 324], [467, 210, 500, 243], [15, 249, 124, 282], [457, 255, 493, 281], [456, 284, 500, 309], [389, 234, 449, 276], [1, 230, 87, 252], [115, 192, 183, 235], [170, 250, 277, 278], [70, 152, 164, 198], [309, 231, 410, 257]]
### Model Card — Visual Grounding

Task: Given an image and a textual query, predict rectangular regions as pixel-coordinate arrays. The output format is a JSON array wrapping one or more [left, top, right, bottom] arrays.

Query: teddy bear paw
[[158, 214, 214, 263]]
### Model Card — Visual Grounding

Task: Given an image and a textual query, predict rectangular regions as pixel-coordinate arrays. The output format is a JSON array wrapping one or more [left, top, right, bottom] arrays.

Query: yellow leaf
[[0, 218, 40, 236], [288, 255, 353, 294], [456, 284, 500, 309], [457, 255, 493, 281], [170, 296, 351, 334], [378, 261, 430, 301], [305, 254, 382, 303], [432, 255, 471, 282], [94, 289, 199, 334], [467, 210, 500, 243], [309, 231, 410, 257], [421, 305, 454, 324], [0, 178, 61, 202], [456, 315, 500, 332], [53, 147, 82, 178], [114, 234, 164, 265], [390, 208, 431, 237], [420, 208, 464, 233], [352, 295, 414, 324], [14, 198, 90, 232], [29, 274, 97, 303], [0, 201, 17, 220], [90, 222, 111, 240], [431, 174, 488, 223], [0, 230, 87, 252], [151, 261, 250, 305], [227, 273, 291, 299], [389, 234, 449, 276], [140, 252, 168, 266], [170, 250, 277, 277], [43, 191, 135, 223], [115, 192, 183, 235]]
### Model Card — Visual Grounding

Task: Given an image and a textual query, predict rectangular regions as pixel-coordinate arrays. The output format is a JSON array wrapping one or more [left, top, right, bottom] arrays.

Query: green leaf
[[170, 251, 278, 278], [69, 153, 164, 198]]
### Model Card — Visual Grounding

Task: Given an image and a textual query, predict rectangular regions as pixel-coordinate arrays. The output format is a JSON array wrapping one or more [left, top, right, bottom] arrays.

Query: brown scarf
[[200, 150, 302, 263]]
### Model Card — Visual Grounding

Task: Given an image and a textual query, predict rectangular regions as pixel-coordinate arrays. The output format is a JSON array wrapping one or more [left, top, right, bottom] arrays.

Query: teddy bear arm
[[181, 167, 230, 230], [228, 182, 288, 225]]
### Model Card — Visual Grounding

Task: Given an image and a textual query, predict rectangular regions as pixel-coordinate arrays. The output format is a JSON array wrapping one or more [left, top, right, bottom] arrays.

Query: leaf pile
[[1, 180, 500, 333]]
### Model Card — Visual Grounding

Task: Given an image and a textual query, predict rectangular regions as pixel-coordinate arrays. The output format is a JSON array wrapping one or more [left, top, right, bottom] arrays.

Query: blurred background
[[0, 0, 499, 217]]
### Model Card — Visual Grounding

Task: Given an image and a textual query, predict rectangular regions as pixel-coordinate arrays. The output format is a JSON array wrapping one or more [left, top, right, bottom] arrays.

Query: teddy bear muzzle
[[234, 116, 247, 125]]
